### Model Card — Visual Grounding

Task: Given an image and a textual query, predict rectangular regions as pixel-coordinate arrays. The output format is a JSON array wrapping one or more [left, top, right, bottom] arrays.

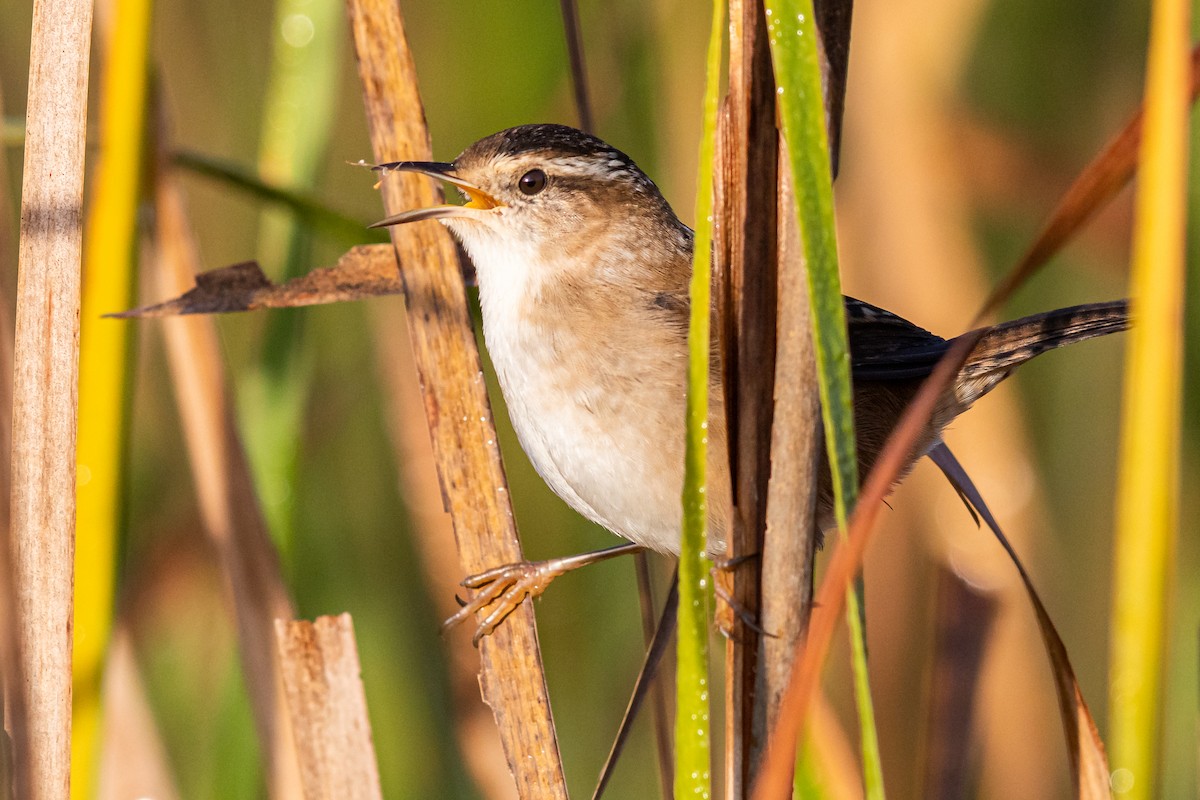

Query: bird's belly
[[492, 350, 689, 555]]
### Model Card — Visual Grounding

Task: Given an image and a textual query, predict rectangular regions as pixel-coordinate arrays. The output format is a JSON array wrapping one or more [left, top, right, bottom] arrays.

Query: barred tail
[[954, 300, 1130, 406]]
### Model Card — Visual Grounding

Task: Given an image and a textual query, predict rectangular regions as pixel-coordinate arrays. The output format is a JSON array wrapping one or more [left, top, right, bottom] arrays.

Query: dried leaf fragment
[[111, 244, 402, 318]]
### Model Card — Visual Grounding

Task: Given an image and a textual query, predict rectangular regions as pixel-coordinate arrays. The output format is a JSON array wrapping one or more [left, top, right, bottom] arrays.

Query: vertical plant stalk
[[763, 0, 883, 795], [275, 615, 383, 800], [344, 0, 567, 795], [676, 1, 724, 797], [1107, 0, 1191, 795], [557, 0, 594, 134], [257, 0, 342, 258], [756, 136, 820, 767], [717, 1, 779, 795], [11, 0, 95, 795], [811, 0, 853, 179], [0, 79, 16, 257], [74, 0, 153, 790]]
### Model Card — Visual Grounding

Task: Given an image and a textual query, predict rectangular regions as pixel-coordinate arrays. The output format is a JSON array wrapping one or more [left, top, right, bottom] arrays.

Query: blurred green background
[[0, 0, 1196, 797]]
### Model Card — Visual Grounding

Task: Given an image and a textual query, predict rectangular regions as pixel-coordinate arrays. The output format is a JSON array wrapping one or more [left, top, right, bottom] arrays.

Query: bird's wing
[[845, 296, 949, 381]]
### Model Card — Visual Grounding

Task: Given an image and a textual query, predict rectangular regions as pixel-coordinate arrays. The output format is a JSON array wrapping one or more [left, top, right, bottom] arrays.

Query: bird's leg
[[709, 553, 774, 639], [443, 543, 646, 645]]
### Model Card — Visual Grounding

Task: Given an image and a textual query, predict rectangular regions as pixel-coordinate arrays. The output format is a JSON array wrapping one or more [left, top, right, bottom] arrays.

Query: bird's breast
[[476, 277, 702, 554]]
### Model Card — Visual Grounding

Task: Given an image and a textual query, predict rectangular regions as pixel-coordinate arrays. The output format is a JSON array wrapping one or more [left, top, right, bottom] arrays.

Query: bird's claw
[[712, 583, 775, 640], [710, 556, 776, 640], [442, 544, 645, 644], [441, 558, 572, 646]]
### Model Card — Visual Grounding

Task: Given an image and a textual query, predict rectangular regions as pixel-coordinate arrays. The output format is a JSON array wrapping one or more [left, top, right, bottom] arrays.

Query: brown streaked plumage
[[373, 124, 1130, 558]]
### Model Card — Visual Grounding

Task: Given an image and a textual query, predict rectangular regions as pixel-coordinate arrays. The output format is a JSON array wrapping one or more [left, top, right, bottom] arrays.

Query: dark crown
[[457, 124, 640, 171]]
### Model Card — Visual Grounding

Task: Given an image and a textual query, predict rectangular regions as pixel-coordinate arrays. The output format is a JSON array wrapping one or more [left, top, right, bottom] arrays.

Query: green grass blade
[[764, 2, 855, 522], [765, 0, 884, 796], [675, 0, 724, 797], [845, 585, 883, 796], [1106, 0, 1191, 796]]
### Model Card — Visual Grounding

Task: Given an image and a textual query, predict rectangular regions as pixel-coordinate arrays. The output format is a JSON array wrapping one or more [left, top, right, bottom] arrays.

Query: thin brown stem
[[558, 0, 594, 134]]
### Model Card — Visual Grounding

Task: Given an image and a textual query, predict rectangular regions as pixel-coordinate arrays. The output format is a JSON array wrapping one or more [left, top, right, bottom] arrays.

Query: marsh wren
[[372, 124, 1128, 628]]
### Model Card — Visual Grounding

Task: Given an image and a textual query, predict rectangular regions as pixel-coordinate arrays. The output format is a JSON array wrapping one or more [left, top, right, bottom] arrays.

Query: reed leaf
[[172, 150, 374, 246], [764, 0, 883, 795], [676, 0, 724, 797]]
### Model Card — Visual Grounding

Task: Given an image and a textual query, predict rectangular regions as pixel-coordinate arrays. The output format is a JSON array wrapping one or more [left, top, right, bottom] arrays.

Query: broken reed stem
[[10, 0, 94, 794], [344, 0, 567, 794], [275, 615, 383, 800]]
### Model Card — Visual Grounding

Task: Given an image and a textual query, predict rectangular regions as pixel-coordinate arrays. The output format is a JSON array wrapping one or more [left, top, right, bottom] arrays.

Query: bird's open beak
[[368, 161, 500, 228]]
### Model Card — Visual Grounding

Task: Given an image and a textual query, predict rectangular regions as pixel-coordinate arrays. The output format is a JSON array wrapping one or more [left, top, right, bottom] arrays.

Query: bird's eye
[[518, 169, 548, 196]]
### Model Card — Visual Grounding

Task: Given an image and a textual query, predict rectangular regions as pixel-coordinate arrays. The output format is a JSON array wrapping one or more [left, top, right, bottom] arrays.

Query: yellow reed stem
[[74, 0, 153, 793], [1107, 0, 1191, 796]]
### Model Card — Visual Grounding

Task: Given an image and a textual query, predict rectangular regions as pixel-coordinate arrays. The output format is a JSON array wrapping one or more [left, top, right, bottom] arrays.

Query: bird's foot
[[709, 554, 774, 640], [442, 543, 645, 645], [442, 558, 568, 646]]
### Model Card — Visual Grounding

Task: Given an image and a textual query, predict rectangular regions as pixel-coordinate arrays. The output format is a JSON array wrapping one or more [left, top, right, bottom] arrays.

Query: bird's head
[[370, 124, 692, 286]]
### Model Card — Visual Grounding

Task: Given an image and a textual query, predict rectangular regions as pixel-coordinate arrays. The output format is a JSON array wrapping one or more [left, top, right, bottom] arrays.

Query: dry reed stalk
[[367, 303, 515, 800], [275, 615, 383, 800], [152, 170, 303, 798], [97, 627, 180, 800], [10, 0, 94, 793], [344, 0, 566, 795], [757, 137, 820, 745], [716, 2, 782, 793]]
